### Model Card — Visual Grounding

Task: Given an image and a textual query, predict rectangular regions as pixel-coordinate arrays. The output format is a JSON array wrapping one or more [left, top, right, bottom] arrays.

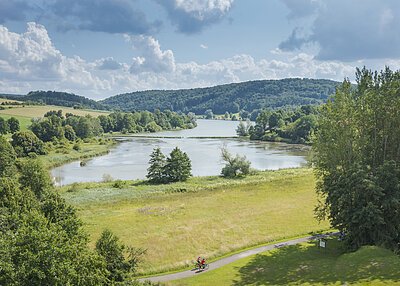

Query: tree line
[[236, 105, 318, 144], [102, 78, 338, 114], [5, 109, 196, 158]]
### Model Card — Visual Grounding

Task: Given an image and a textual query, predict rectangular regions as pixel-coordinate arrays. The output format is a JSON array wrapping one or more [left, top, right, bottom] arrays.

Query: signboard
[[319, 239, 326, 248]]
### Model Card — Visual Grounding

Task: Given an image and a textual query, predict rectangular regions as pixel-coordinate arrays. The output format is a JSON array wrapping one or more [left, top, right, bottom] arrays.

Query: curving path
[[139, 232, 338, 283]]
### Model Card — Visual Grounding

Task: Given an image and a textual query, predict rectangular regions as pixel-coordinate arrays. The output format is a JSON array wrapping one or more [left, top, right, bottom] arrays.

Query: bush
[[73, 143, 81, 151], [220, 147, 251, 178], [68, 182, 80, 193], [102, 173, 113, 182], [113, 180, 127, 189]]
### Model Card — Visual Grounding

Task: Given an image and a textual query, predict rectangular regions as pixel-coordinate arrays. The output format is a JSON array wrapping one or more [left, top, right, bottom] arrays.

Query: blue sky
[[0, 0, 399, 99]]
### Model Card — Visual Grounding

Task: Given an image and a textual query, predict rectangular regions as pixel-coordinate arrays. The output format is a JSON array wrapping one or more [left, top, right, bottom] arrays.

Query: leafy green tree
[[11, 131, 46, 157], [285, 114, 317, 143], [250, 110, 270, 139], [220, 147, 251, 177], [64, 125, 77, 141], [74, 116, 103, 139], [0, 117, 10, 134], [164, 147, 192, 182], [314, 67, 400, 250], [19, 159, 53, 200], [269, 111, 284, 130], [30, 116, 64, 142], [0, 163, 109, 285], [147, 147, 167, 183], [98, 114, 115, 133], [145, 121, 162, 132], [236, 120, 252, 136], [0, 136, 17, 178], [7, 117, 20, 133], [96, 229, 145, 283]]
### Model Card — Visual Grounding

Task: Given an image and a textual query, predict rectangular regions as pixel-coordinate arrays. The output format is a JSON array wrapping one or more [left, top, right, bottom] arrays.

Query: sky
[[0, 0, 400, 99]]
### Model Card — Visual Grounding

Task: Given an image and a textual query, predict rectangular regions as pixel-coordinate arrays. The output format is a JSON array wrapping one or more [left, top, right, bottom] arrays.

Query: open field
[[0, 98, 23, 103], [169, 239, 400, 286], [60, 168, 331, 275], [0, 114, 31, 131], [0, 104, 109, 118]]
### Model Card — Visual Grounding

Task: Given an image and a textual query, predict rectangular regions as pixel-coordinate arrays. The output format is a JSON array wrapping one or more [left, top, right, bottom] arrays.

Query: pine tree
[[146, 147, 166, 183], [164, 147, 192, 182]]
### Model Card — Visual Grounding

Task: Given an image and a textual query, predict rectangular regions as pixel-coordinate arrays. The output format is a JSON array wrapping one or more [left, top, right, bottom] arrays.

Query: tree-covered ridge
[[101, 78, 339, 114], [3, 91, 108, 110]]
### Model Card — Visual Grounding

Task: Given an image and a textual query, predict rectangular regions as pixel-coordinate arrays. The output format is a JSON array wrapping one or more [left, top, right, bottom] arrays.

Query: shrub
[[113, 180, 127, 189]]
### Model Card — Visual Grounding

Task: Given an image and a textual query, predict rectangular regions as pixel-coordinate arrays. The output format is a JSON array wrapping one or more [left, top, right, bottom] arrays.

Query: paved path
[[139, 232, 338, 283]]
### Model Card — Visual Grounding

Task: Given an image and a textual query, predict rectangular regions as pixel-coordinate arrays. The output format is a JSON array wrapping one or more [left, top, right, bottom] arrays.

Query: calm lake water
[[52, 120, 309, 185]]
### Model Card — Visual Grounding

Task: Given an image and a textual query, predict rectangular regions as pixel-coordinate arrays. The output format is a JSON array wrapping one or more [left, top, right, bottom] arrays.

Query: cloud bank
[[155, 0, 234, 34], [280, 0, 400, 61], [0, 22, 359, 98]]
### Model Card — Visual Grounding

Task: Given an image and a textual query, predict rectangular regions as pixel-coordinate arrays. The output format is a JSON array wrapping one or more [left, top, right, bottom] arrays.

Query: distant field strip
[[0, 105, 108, 118], [61, 168, 330, 275]]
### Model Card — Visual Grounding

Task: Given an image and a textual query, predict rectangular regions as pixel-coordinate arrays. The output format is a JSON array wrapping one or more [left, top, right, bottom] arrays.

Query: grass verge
[[60, 168, 330, 275], [169, 239, 400, 285]]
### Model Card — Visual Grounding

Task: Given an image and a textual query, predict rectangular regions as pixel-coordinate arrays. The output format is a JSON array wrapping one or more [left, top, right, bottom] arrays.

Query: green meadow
[[60, 168, 331, 275], [169, 239, 400, 286]]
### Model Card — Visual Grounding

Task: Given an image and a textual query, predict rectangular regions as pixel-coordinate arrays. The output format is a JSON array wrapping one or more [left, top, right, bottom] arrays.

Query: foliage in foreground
[[0, 137, 145, 285], [313, 67, 400, 251]]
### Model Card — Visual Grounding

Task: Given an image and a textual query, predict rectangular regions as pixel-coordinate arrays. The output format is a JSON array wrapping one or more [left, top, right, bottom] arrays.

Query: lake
[[52, 119, 309, 185]]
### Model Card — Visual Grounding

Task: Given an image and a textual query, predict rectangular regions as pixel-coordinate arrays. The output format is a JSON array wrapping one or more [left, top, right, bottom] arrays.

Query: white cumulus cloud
[[128, 35, 176, 74]]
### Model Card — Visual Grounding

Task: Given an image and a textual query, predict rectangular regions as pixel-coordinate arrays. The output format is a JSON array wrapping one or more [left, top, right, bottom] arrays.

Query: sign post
[[318, 238, 327, 251]]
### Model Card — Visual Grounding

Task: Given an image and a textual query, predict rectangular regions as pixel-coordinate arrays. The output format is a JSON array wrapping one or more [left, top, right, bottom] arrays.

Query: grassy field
[[0, 98, 22, 103], [0, 114, 31, 131], [60, 168, 330, 275], [0, 104, 108, 118], [169, 239, 400, 286]]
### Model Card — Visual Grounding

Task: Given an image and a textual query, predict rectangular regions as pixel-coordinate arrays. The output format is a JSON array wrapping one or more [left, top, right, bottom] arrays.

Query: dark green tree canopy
[[313, 67, 400, 250], [11, 131, 46, 157], [7, 117, 20, 133], [146, 147, 166, 183], [164, 147, 192, 182]]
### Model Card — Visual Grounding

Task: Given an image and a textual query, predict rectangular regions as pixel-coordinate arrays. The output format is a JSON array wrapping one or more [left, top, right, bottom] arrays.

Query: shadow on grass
[[233, 240, 400, 285]]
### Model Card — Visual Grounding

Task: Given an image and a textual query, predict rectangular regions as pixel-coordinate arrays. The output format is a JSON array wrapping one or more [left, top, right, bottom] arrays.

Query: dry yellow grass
[[0, 104, 108, 118]]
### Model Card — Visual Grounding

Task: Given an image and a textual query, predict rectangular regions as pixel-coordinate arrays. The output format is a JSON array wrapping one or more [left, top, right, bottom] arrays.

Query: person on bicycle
[[197, 256, 202, 267], [201, 257, 206, 268]]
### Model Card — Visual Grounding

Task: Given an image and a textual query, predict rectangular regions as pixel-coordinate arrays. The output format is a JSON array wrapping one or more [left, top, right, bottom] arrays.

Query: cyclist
[[201, 257, 206, 269]]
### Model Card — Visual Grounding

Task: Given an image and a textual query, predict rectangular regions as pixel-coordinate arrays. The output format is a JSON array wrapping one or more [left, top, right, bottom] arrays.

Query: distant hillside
[[1, 91, 107, 110], [101, 78, 340, 114]]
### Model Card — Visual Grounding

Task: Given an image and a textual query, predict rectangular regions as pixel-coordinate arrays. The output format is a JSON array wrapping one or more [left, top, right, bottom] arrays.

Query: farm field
[[0, 113, 31, 131], [0, 103, 109, 118], [169, 239, 400, 286], [60, 168, 331, 275]]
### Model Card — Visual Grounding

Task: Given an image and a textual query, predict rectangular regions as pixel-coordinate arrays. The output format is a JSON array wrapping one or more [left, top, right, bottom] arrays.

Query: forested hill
[[101, 78, 339, 114], [2, 91, 107, 110]]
